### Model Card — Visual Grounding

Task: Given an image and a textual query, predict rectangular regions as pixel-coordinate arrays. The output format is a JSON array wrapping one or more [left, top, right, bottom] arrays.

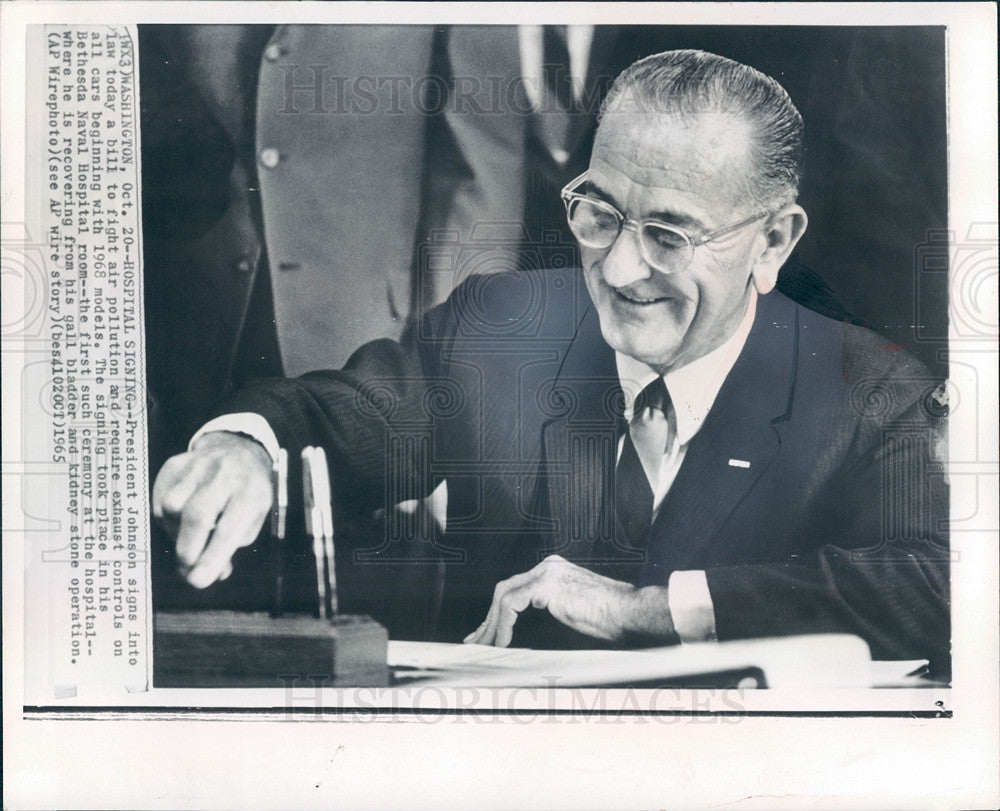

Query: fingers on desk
[[465, 570, 543, 647]]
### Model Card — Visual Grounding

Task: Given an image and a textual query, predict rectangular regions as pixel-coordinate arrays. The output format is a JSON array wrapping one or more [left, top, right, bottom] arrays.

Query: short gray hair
[[600, 49, 804, 211]]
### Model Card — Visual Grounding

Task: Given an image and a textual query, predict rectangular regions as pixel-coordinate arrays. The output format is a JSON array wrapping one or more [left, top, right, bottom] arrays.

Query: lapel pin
[[728, 458, 751, 469]]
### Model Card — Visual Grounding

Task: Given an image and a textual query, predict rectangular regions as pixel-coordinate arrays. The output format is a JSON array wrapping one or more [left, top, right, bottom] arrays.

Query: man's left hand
[[464, 555, 673, 647]]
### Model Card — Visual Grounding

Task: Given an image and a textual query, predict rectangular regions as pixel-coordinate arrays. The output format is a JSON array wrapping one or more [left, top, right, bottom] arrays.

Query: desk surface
[[27, 633, 946, 711]]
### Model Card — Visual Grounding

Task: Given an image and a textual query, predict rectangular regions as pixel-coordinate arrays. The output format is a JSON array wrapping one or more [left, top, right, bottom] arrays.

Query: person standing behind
[[140, 25, 435, 460]]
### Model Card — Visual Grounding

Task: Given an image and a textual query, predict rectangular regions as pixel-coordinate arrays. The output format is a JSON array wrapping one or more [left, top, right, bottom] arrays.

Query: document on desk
[[389, 633, 876, 689]]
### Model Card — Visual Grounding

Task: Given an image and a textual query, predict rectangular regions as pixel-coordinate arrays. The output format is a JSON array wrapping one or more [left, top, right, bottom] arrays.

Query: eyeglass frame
[[560, 171, 771, 274]]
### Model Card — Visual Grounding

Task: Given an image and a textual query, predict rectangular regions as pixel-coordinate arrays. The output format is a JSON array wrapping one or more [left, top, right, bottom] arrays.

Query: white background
[[3, 3, 997, 808]]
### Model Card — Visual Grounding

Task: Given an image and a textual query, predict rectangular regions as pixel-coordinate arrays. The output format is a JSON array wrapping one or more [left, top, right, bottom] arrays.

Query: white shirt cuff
[[668, 570, 717, 643], [189, 413, 280, 462]]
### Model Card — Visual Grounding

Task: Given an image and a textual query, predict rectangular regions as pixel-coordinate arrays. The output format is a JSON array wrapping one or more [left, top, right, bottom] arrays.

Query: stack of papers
[[389, 634, 878, 688]]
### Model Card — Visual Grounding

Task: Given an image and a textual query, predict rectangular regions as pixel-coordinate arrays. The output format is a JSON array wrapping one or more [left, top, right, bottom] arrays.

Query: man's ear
[[750, 204, 808, 295]]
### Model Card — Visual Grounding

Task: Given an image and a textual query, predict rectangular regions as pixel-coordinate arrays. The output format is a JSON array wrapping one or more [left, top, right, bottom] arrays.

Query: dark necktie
[[538, 25, 575, 161], [614, 378, 672, 549]]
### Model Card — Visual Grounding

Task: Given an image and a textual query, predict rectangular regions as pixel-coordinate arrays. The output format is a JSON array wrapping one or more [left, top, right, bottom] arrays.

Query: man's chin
[[607, 334, 681, 370]]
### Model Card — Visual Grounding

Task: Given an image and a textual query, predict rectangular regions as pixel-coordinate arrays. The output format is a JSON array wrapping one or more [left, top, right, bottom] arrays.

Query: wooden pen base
[[154, 611, 388, 688]]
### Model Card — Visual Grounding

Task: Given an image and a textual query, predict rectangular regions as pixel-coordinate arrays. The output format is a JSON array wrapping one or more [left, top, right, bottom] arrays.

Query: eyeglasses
[[560, 172, 769, 274]]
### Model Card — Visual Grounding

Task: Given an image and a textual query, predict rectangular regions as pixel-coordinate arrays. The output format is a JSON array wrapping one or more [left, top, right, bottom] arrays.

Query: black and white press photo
[[2, 3, 997, 810], [142, 23, 950, 686]]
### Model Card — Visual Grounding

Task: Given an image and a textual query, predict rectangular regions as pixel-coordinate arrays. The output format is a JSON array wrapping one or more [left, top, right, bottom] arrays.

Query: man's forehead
[[591, 111, 753, 185]]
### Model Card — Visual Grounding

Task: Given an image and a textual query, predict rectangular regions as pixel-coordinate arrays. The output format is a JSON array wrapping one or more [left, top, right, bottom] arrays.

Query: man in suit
[[151, 50, 949, 667]]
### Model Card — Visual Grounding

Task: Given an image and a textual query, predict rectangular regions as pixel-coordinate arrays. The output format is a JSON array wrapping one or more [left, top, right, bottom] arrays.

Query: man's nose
[[599, 224, 654, 288]]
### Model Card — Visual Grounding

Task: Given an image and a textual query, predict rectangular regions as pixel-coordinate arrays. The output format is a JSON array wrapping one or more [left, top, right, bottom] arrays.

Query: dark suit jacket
[[223, 269, 949, 665]]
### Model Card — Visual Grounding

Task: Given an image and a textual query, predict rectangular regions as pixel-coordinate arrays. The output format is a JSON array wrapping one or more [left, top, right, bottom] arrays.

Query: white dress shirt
[[193, 291, 759, 644]]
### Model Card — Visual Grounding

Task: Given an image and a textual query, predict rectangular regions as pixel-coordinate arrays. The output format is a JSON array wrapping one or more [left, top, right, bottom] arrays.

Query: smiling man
[[578, 108, 799, 372], [152, 50, 949, 668]]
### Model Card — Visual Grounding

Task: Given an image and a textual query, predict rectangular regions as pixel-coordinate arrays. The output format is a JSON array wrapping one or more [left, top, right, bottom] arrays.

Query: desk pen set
[[154, 446, 388, 688]]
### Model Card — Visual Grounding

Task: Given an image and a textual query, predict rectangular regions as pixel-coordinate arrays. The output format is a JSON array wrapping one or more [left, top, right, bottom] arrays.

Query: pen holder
[[153, 611, 388, 688]]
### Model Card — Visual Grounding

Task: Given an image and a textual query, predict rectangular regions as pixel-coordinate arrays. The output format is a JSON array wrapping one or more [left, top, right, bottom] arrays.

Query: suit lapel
[[640, 293, 800, 581], [539, 301, 627, 564]]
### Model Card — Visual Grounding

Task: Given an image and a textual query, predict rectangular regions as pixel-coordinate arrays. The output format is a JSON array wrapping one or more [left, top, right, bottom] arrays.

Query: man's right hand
[[152, 431, 273, 588]]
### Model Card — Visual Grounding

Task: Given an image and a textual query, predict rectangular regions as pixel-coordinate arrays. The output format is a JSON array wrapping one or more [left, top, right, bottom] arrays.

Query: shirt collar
[[615, 289, 758, 446]]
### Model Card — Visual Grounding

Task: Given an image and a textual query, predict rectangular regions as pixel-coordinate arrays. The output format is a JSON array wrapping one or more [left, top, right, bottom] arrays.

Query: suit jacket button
[[236, 256, 254, 274], [259, 147, 281, 169], [264, 42, 285, 62]]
